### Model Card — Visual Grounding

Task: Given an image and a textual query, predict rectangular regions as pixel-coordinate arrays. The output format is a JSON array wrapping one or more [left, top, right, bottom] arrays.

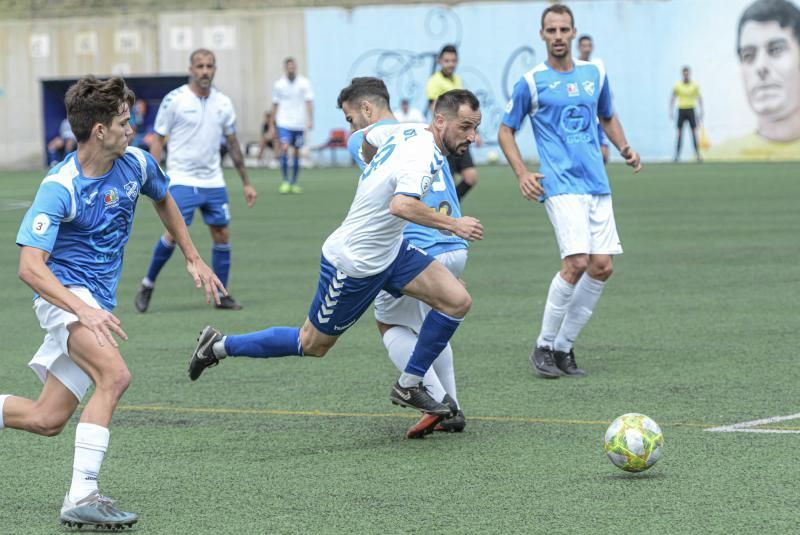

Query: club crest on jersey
[[567, 83, 580, 97], [420, 175, 432, 195], [103, 188, 119, 208], [124, 181, 139, 202], [582, 81, 595, 96]]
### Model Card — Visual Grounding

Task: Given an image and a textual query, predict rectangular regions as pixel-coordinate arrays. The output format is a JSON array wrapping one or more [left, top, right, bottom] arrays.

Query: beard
[[444, 133, 470, 155]]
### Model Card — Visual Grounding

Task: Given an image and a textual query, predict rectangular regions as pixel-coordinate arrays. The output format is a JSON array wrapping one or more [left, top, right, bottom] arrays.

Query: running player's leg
[[1, 374, 78, 436], [278, 128, 292, 192], [136, 186, 198, 312], [290, 132, 303, 192], [202, 187, 241, 310]]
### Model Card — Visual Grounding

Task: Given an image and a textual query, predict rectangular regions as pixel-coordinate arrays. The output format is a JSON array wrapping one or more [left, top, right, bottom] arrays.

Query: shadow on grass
[[606, 470, 667, 480]]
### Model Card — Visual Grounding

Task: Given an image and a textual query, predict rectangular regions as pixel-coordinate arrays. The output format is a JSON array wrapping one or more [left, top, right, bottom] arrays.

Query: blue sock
[[146, 237, 176, 283], [280, 153, 289, 181], [404, 310, 463, 376], [224, 327, 303, 358], [212, 242, 231, 289], [291, 157, 300, 184]]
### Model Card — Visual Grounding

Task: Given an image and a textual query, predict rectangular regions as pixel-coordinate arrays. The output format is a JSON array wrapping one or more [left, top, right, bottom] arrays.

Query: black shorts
[[677, 108, 697, 129], [447, 148, 475, 175]]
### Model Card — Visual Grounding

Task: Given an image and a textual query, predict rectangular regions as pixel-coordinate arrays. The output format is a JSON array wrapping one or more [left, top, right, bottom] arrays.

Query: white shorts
[[544, 194, 623, 258], [373, 248, 468, 332], [28, 287, 97, 402]]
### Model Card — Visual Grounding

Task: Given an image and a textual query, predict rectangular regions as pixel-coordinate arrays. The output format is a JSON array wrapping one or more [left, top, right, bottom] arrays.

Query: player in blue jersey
[[1, 76, 223, 530], [188, 91, 483, 428], [338, 77, 469, 437], [498, 4, 641, 379]]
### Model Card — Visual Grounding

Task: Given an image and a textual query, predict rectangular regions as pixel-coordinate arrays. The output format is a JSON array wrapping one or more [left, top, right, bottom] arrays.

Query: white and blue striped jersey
[[502, 60, 613, 200], [348, 121, 467, 258], [16, 148, 169, 310], [322, 123, 445, 277]]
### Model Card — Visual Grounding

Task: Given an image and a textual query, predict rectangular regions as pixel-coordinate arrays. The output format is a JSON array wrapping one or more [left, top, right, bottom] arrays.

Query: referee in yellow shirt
[[670, 66, 704, 162], [426, 44, 480, 199]]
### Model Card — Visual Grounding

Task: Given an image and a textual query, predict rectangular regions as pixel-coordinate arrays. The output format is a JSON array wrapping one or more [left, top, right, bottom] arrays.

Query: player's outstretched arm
[[18, 246, 127, 347], [498, 124, 545, 200], [152, 192, 226, 304], [389, 194, 483, 241], [599, 114, 642, 173], [225, 133, 257, 208]]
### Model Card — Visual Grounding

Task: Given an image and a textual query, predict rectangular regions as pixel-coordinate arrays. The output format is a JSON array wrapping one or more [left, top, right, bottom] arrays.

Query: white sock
[[554, 275, 606, 353], [398, 372, 424, 388], [536, 273, 576, 349], [431, 344, 458, 408], [69, 423, 110, 502], [383, 327, 446, 401], [0, 395, 9, 430], [141, 277, 154, 288], [213, 337, 228, 358]]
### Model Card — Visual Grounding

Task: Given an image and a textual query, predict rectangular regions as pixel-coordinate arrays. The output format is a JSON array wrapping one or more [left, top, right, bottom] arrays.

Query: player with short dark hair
[[426, 44, 481, 200], [576, 33, 610, 164], [498, 3, 641, 379], [2, 75, 223, 530], [135, 49, 256, 313], [273, 57, 314, 194], [188, 90, 483, 428], [339, 78, 471, 437], [670, 66, 704, 162]]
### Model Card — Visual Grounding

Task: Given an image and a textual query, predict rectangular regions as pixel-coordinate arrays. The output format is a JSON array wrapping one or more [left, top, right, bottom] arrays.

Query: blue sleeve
[[16, 181, 72, 253], [598, 74, 613, 119], [348, 130, 366, 170], [501, 77, 533, 131], [140, 151, 170, 201]]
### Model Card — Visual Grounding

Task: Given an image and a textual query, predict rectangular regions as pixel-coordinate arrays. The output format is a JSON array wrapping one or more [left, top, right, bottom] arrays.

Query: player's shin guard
[[146, 237, 176, 283], [212, 242, 231, 289], [69, 423, 109, 503], [224, 327, 303, 358], [537, 273, 575, 349], [404, 311, 463, 377], [554, 275, 606, 352]]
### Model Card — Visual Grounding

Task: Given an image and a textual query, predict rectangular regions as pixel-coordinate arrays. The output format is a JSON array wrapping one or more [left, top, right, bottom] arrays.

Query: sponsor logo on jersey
[[567, 83, 579, 97], [549, 81, 562, 90], [124, 181, 139, 202], [104, 188, 119, 208]]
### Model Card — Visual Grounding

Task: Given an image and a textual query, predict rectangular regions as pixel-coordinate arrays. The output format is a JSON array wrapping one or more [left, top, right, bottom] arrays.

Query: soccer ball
[[485, 150, 499, 164], [604, 413, 664, 472]]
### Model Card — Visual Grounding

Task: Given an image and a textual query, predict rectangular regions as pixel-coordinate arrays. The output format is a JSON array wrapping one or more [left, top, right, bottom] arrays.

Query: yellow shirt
[[426, 71, 463, 101], [673, 81, 701, 109], [705, 133, 800, 161]]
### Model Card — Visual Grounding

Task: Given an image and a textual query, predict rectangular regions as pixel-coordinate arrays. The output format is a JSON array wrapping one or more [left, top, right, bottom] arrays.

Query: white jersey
[[322, 123, 444, 277], [154, 84, 236, 189], [272, 75, 314, 131]]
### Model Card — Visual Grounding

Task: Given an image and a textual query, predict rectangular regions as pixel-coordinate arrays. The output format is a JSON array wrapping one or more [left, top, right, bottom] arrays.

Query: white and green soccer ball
[[604, 413, 664, 472]]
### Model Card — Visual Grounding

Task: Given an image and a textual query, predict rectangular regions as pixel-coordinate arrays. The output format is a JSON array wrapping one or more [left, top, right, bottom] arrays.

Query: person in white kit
[[577, 34, 610, 164], [271, 57, 314, 194], [188, 91, 484, 429], [134, 48, 257, 313], [394, 98, 427, 123]]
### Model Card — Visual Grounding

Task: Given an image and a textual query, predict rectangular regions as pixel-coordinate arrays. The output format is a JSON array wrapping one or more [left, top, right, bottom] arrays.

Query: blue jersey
[[16, 148, 169, 310], [502, 60, 613, 201], [351, 120, 467, 256]]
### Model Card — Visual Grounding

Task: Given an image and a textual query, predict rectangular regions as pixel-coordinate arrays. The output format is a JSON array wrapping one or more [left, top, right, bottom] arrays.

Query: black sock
[[456, 180, 472, 200]]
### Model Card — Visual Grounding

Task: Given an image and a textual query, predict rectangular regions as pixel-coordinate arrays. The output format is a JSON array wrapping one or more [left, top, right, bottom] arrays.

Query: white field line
[[705, 413, 800, 433]]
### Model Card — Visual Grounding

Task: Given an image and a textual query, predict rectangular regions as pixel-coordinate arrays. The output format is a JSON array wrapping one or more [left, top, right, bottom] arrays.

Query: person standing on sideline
[[3, 75, 223, 530], [426, 45, 481, 200], [338, 78, 470, 437], [134, 48, 256, 313], [188, 92, 483, 433], [670, 66, 704, 162], [272, 57, 314, 194], [394, 98, 427, 123], [577, 34, 610, 164], [498, 4, 642, 379]]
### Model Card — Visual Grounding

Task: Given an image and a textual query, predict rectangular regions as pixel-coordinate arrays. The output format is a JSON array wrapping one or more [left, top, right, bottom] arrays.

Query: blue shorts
[[278, 127, 305, 148], [308, 241, 435, 335], [170, 185, 230, 227]]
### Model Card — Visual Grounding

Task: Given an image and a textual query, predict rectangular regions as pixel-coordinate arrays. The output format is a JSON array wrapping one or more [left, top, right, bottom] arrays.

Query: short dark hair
[[433, 89, 479, 118], [189, 48, 215, 65], [578, 34, 592, 44], [682, 65, 691, 72], [439, 44, 458, 58], [737, 0, 800, 55], [541, 4, 575, 29], [336, 77, 391, 110], [284, 57, 295, 66], [64, 76, 135, 143]]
